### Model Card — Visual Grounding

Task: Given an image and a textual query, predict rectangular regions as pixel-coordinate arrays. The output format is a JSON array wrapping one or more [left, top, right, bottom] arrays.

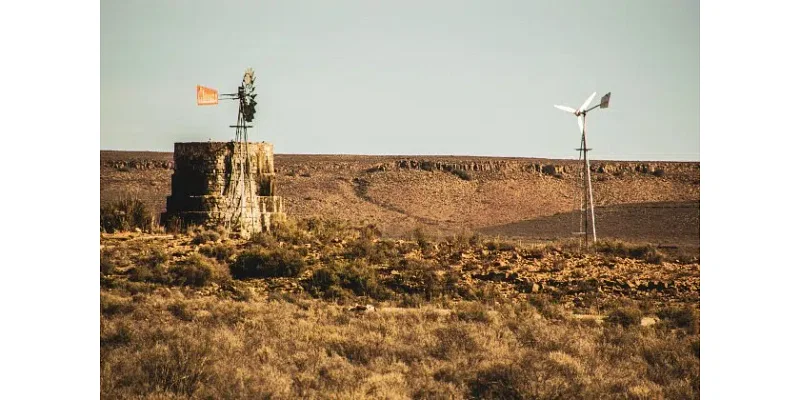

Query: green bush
[[100, 199, 153, 233], [230, 248, 306, 279]]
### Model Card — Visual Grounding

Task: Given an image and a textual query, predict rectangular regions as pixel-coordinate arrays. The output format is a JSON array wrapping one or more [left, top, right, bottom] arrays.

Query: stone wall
[[161, 142, 285, 237]]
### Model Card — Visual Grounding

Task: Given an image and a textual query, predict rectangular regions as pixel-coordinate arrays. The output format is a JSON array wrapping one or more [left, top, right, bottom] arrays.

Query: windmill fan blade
[[579, 92, 597, 112], [554, 105, 576, 113], [577, 115, 584, 134]]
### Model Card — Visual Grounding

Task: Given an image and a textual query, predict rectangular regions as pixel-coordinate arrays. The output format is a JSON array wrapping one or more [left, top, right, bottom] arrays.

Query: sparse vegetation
[[100, 218, 699, 399], [169, 253, 228, 286], [100, 198, 152, 233], [230, 247, 306, 279], [606, 305, 644, 328], [303, 260, 391, 301], [450, 168, 473, 181], [596, 239, 666, 264], [198, 242, 236, 262], [190, 226, 222, 245]]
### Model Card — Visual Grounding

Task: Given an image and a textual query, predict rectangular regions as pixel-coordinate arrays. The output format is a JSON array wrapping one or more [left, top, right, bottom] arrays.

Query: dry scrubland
[[100, 151, 700, 244], [100, 218, 699, 399]]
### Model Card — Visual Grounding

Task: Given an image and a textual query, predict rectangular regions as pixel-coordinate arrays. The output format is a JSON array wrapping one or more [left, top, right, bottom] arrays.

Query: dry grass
[[100, 292, 699, 399], [100, 217, 699, 399]]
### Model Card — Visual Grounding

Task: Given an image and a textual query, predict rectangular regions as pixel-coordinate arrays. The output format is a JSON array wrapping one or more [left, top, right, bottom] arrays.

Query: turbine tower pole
[[582, 113, 597, 244]]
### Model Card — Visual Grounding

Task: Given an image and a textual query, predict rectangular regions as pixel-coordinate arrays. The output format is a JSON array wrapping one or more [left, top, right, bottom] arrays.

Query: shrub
[[596, 240, 666, 264], [100, 294, 134, 316], [469, 352, 586, 399], [451, 169, 473, 181], [249, 232, 275, 247], [360, 224, 382, 240], [199, 242, 237, 262], [657, 305, 700, 334], [137, 329, 214, 397], [191, 228, 221, 245], [344, 237, 375, 260], [100, 321, 133, 347], [303, 260, 390, 300], [126, 246, 171, 284], [387, 259, 442, 300], [100, 250, 116, 275], [337, 261, 389, 299], [167, 301, 195, 321], [529, 294, 568, 320], [128, 263, 171, 284], [469, 362, 529, 399], [412, 227, 435, 254], [272, 218, 313, 245], [230, 248, 306, 279], [606, 305, 643, 328], [432, 325, 481, 359], [136, 246, 169, 268], [100, 199, 153, 233], [170, 254, 226, 287], [454, 302, 494, 324]]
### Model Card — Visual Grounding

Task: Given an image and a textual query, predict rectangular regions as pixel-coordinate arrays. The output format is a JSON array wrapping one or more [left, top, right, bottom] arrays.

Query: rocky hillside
[[100, 151, 700, 245]]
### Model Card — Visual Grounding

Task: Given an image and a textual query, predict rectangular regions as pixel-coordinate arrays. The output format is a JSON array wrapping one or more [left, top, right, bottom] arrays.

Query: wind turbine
[[555, 92, 611, 247]]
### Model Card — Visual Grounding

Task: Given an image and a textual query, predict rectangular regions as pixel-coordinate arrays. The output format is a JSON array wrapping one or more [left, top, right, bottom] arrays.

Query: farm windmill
[[196, 68, 260, 231], [554, 92, 611, 247]]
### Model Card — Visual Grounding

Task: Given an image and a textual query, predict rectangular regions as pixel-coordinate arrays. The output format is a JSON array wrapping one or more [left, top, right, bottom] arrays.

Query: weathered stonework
[[161, 141, 285, 237]]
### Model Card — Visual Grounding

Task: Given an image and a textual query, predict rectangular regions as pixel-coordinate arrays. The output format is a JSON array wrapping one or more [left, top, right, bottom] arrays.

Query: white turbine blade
[[579, 92, 597, 112], [554, 105, 576, 113], [577, 115, 584, 133]]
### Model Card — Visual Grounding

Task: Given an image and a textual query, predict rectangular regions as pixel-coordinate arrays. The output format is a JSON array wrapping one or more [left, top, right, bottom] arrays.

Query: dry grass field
[[100, 219, 699, 399]]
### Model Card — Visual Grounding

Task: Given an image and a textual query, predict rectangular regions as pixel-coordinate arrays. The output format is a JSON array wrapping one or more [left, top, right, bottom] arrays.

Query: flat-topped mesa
[[161, 141, 285, 237]]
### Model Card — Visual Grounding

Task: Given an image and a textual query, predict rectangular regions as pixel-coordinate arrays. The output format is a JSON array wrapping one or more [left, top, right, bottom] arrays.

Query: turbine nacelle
[[554, 92, 597, 117]]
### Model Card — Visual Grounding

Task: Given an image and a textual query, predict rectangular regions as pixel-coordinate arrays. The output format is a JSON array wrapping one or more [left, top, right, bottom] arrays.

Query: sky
[[100, 0, 699, 161]]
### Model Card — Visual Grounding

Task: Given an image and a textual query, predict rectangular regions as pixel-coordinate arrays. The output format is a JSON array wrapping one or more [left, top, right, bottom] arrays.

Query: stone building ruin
[[161, 141, 284, 237]]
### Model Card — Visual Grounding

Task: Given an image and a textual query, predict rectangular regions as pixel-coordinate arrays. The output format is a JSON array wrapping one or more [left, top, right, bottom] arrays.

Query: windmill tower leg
[[585, 154, 597, 243], [582, 114, 597, 244], [576, 142, 587, 250], [582, 134, 590, 247]]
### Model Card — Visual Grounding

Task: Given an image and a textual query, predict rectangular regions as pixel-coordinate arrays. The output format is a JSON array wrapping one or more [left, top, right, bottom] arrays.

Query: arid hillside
[[100, 151, 699, 245]]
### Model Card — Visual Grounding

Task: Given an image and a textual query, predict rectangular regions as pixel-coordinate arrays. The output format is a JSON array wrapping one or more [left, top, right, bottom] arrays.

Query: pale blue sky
[[101, 0, 698, 161]]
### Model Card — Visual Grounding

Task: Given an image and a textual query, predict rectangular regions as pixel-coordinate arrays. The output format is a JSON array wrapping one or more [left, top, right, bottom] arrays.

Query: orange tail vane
[[196, 85, 219, 105]]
